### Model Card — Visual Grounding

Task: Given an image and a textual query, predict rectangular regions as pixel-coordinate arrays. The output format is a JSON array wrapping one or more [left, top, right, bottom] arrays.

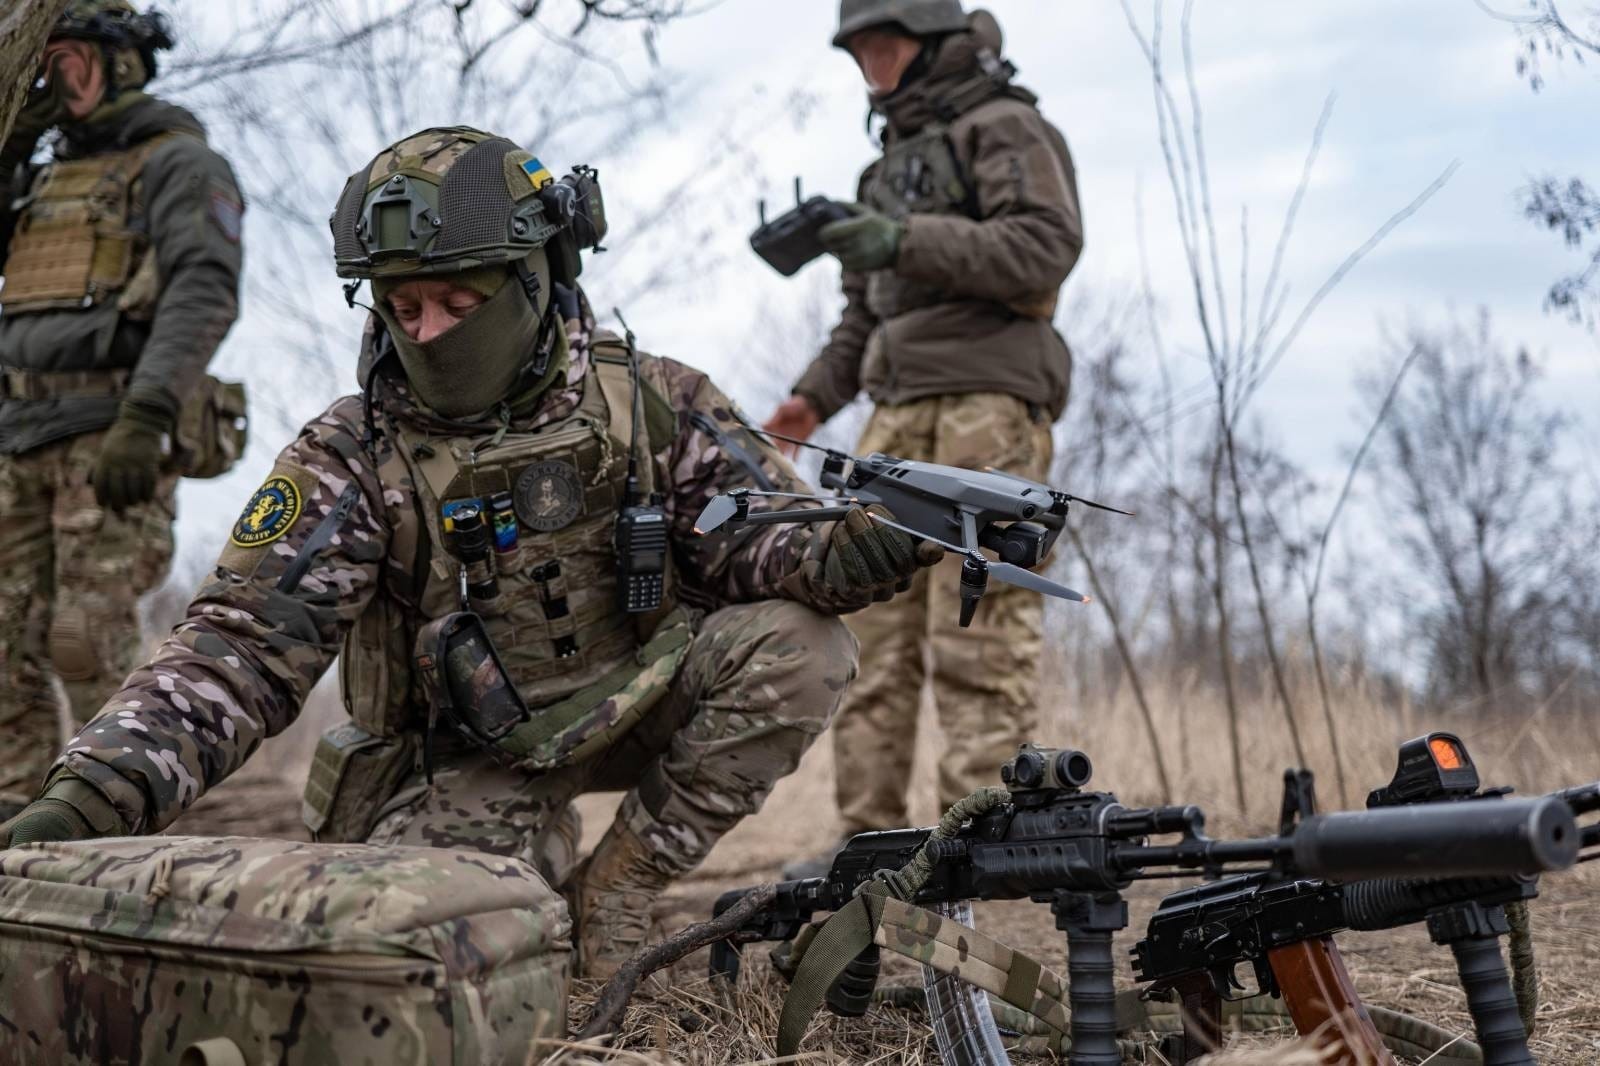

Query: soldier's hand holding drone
[[824, 504, 944, 602]]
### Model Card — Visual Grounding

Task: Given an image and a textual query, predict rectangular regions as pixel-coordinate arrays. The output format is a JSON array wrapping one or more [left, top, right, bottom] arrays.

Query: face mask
[[376, 275, 549, 419]]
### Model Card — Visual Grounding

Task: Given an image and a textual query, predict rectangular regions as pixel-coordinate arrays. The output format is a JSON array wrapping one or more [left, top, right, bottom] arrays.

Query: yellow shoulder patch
[[230, 474, 305, 548]]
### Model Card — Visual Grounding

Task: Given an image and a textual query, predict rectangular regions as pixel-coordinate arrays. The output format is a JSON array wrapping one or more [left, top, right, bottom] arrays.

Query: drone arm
[[738, 506, 859, 527]]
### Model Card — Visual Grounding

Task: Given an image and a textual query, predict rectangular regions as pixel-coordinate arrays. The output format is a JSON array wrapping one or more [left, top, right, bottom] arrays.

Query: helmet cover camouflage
[[51, 1, 175, 86], [833, 0, 967, 49], [331, 127, 577, 280]]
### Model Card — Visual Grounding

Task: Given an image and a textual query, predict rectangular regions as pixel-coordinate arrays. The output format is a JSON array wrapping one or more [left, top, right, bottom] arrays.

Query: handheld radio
[[613, 312, 669, 614]]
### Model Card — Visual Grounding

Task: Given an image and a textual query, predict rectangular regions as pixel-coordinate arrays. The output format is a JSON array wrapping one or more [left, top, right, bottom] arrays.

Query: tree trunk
[[0, 0, 70, 146]]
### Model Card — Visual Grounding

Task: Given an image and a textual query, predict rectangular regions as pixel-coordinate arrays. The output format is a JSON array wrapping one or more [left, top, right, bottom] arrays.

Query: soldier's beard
[[376, 278, 553, 420]]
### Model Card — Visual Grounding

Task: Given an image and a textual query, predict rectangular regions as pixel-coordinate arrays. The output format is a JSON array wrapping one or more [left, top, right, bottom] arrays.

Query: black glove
[[1, 775, 127, 849], [823, 504, 943, 600], [92, 386, 175, 513]]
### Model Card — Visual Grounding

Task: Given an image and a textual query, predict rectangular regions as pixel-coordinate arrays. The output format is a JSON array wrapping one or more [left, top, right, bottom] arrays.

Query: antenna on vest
[[610, 308, 670, 615], [612, 307, 651, 508]]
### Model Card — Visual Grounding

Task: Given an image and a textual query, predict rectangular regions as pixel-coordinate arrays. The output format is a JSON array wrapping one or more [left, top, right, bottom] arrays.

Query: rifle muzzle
[[1292, 796, 1579, 881]]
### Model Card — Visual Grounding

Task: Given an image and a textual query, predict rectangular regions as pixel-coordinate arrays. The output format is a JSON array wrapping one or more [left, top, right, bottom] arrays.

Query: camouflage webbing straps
[[775, 885, 1074, 1056]]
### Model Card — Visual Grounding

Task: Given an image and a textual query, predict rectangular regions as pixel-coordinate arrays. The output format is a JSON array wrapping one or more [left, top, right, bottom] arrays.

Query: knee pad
[[47, 607, 100, 683]]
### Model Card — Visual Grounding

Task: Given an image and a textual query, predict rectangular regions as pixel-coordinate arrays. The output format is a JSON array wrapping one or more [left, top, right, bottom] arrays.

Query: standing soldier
[[766, 1, 1083, 873], [0, 0, 245, 821], [0, 126, 938, 978]]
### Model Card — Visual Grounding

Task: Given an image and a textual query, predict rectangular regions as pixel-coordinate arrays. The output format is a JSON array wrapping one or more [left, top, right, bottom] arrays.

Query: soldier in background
[[0, 126, 939, 979], [0, 0, 245, 820], [766, 1, 1083, 874]]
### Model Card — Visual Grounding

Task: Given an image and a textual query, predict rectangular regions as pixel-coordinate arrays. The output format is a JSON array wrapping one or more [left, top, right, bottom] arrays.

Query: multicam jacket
[[53, 312, 853, 834]]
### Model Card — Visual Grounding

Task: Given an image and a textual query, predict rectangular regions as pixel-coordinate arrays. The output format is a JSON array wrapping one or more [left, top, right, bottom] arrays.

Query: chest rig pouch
[[861, 122, 976, 321], [340, 349, 692, 775], [2, 132, 186, 316]]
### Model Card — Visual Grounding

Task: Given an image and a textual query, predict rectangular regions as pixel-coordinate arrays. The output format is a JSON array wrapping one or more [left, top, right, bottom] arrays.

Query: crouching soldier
[[0, 127, 938, 978]]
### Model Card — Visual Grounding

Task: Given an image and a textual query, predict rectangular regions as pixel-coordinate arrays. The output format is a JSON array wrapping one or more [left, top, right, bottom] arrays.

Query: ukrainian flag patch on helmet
[[521, 157, 554, 189], [232, 476, 304, 548]]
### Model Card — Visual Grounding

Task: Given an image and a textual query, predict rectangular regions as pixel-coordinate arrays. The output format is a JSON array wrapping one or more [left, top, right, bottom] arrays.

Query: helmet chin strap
[[516, 257, 555, 380]]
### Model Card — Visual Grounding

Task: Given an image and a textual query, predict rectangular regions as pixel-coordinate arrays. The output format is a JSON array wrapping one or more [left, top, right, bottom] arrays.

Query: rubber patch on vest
[[514, 460, 584, 532], [232, 476, 304, 548]]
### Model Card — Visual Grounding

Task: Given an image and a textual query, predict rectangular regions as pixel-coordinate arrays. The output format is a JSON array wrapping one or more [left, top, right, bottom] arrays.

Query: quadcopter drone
[[693, 431, 1130, 627]]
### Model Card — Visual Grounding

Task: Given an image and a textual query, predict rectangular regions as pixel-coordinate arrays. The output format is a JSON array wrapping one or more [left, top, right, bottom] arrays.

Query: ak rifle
[[710, 738, 1594, 1066], [1133, 734, 1600, 1066]]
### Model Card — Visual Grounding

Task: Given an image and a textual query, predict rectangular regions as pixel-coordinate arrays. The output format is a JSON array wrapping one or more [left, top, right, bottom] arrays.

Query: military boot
[[573, 818, 673, 980]]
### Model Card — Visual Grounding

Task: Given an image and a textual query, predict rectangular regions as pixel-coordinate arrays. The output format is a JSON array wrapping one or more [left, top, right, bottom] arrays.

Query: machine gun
[[695, 444, 1131, 626], [1132, 733, 1600, 1066], [709, 741, 1593, 1066]]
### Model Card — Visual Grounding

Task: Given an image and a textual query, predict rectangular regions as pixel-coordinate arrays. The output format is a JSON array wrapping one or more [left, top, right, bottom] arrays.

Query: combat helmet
[[51, 0, 175, 90], [329, 126, 607, 295], [833, 0, 968, 49]]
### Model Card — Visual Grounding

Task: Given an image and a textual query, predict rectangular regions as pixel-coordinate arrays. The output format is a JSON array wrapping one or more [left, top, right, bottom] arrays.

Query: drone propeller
[[865, 512, 1091, 607], [1052, 491, 1136, 517]]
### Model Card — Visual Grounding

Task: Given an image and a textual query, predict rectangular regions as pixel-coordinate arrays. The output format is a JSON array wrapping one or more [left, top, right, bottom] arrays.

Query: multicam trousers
[[834, 392, 1053, 832], [0, 430, 179, 809], [365, 600, 858, 886]]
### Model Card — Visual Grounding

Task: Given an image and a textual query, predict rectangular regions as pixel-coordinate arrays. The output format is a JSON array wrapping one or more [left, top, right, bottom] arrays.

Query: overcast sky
[[175, 0, 1600, 562]]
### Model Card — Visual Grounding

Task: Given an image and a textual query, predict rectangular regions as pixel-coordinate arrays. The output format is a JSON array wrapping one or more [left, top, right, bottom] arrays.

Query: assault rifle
[[709, 740, 1594, 1066], [1132, 734, 1600, 1066]]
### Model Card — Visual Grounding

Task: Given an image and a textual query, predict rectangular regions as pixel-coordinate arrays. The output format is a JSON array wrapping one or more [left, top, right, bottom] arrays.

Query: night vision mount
[[692, 431, 1131, 627]]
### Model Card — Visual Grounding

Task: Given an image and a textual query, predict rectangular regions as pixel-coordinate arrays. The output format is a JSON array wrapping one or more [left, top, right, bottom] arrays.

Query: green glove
[[819, 203, 905, 273], [1, 776, 127, 849], [823, 505, 943, 600], [92, 387, 174, 513]]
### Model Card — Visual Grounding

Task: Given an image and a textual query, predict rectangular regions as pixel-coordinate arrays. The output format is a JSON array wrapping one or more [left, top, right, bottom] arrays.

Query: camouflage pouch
[[415, 612, 531, 746], [0, 836, 571, 1065], [302, 722, 417, 843], [176, 374, 249, 479]]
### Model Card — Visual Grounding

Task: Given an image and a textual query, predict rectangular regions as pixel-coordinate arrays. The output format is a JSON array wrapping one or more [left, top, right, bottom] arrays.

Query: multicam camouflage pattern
[[0, 428, 178, 811], [874, 896, 1069, 1035], [367, 600, 856, 880], [833, 391, 1052, 831], [50, 308, 867, 848], [0, 835, 569, 1065]]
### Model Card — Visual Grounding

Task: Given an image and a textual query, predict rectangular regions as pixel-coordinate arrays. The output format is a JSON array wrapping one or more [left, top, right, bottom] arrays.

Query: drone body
[[695, 442, 1129, 627]]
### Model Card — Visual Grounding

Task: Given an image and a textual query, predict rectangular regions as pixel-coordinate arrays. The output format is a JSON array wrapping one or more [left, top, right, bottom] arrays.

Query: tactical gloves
[[819, 203, 905, 273], [824, 504, 943, 601], [92, 386, 174, 513], [1, 775, 127, 849]]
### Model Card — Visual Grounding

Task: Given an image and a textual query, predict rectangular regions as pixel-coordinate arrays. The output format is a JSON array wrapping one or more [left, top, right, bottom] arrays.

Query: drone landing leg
[[1054, 890, 1129, 1066]]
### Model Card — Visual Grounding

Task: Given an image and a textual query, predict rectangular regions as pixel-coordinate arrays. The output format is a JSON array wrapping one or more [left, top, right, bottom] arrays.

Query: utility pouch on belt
[[415, 612, 530, 746], [302, 722, 417, 842], [176, 374, 249, 479]]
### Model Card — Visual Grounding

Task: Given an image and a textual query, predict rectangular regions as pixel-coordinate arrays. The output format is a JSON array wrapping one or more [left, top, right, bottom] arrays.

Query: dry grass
[[177, 657, 1600, 1065]]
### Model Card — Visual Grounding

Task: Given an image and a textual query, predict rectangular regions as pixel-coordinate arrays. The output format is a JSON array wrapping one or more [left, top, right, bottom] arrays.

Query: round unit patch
[[231, 476, 303, 548], [515, 460, 584, 533]]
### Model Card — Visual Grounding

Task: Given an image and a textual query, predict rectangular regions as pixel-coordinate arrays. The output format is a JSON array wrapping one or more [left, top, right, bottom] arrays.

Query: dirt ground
[[168, 696, 1600, 1066]]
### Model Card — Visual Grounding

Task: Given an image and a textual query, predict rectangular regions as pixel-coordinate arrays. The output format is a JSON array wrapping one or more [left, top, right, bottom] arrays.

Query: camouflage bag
[[0, 835, 572, 1065]]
